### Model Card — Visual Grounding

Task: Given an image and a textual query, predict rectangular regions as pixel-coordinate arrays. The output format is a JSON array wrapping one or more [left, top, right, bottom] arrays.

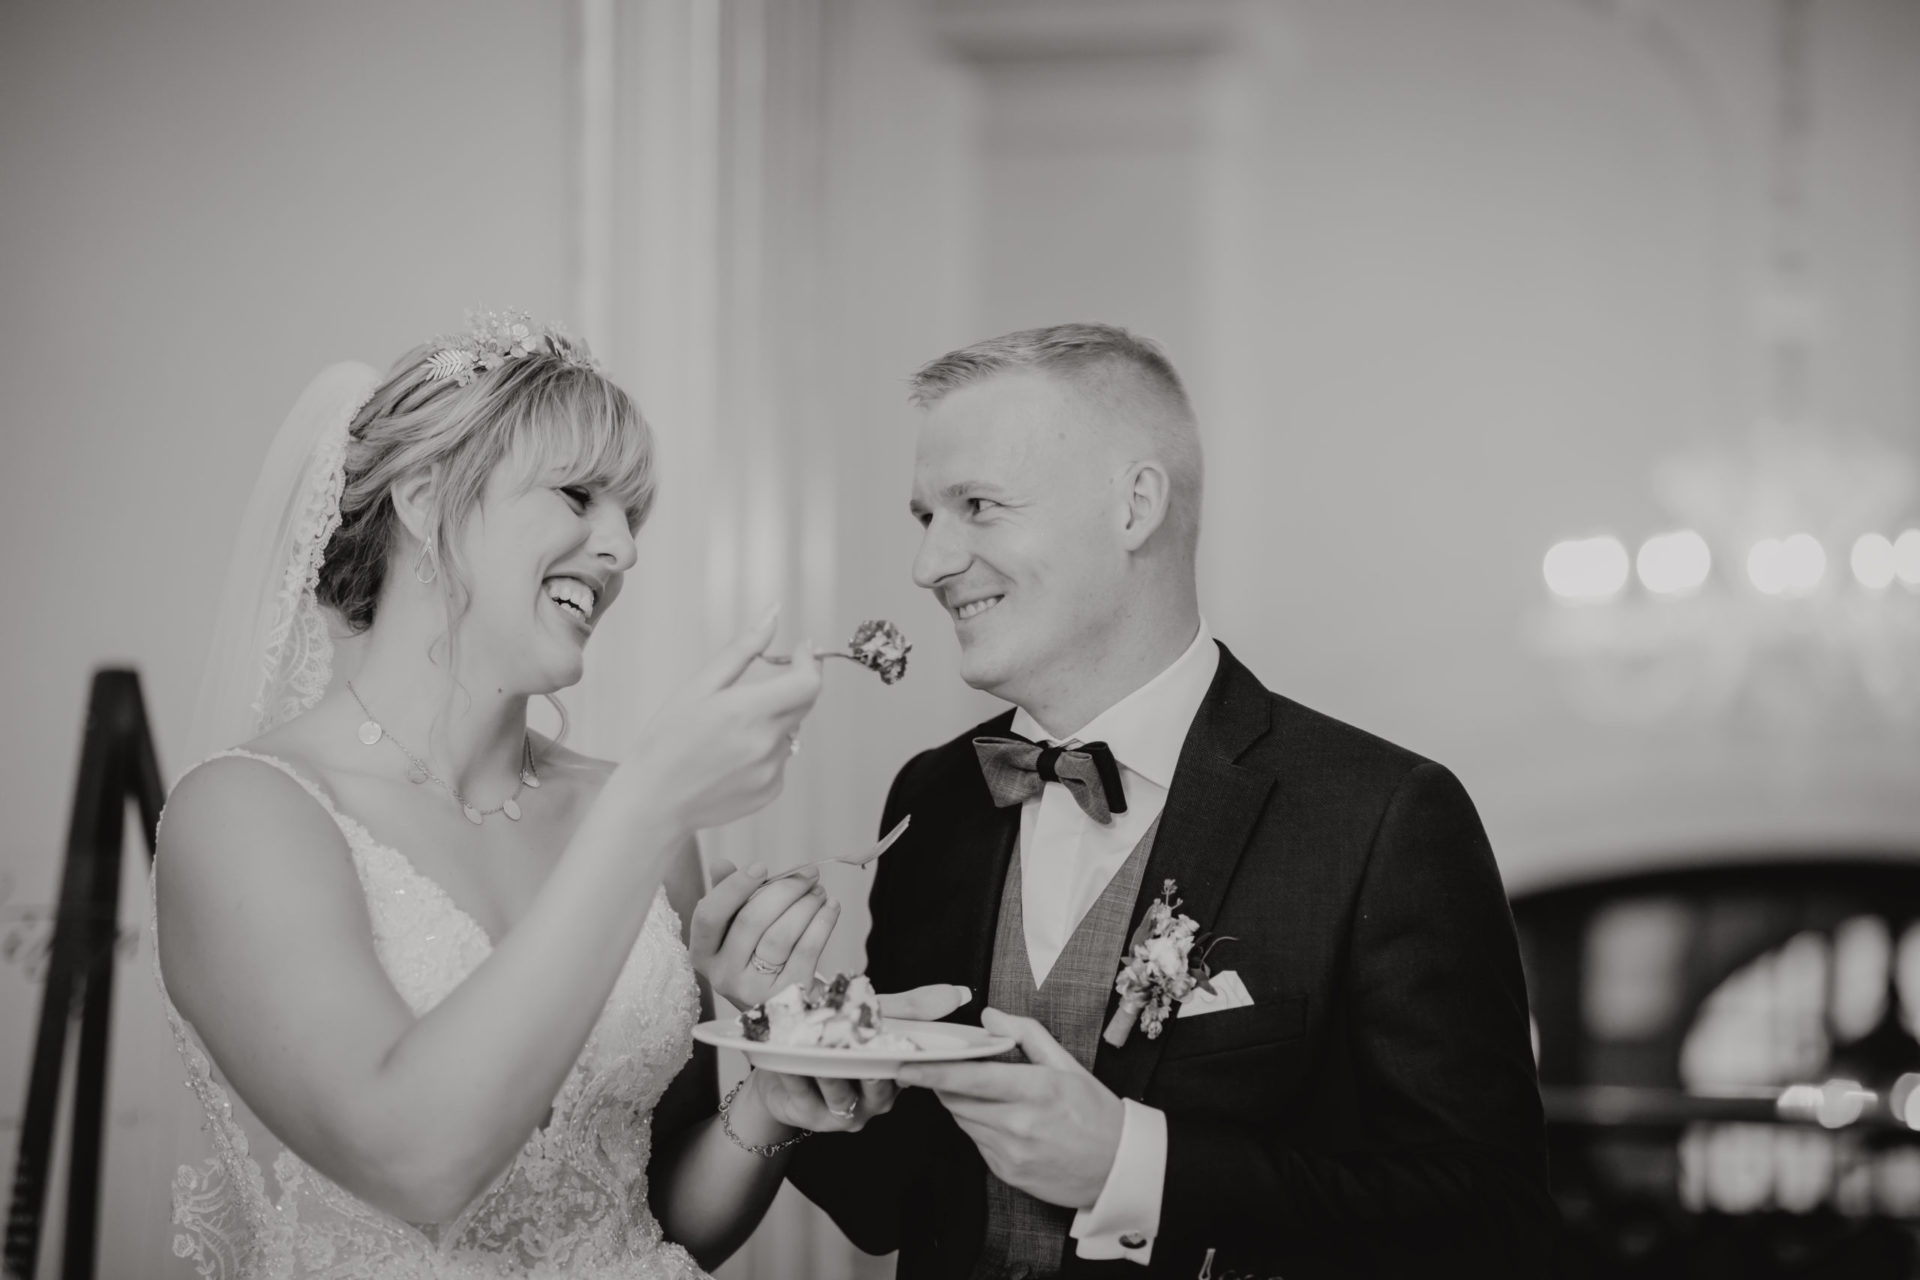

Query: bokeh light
[[1853, 534, 1896, 589], [1636, 530, 1712, 596], [1544, 536, 1630, 601], [1749, 535, 1826, 595], [1893, 1073, 1920, 1130], [1781, 534, 1826, 592], [1895, 529, 1920, 587]]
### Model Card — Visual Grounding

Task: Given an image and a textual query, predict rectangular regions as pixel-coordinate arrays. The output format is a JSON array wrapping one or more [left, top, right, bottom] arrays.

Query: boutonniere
[[1103, 878, 1235, 1048]]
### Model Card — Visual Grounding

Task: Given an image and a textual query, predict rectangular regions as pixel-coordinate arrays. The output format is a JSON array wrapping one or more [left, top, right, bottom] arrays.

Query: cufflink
[[1119, 1232, 1148, 1249]]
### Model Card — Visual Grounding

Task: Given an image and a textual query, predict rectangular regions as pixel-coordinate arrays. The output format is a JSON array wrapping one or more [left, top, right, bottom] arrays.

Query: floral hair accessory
[[1103, 878, 1234, 1048], [423, 308, 598, 387]]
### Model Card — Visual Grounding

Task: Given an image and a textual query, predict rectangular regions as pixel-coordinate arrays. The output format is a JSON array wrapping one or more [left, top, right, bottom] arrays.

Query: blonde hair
[[317, 341, 656, 632]]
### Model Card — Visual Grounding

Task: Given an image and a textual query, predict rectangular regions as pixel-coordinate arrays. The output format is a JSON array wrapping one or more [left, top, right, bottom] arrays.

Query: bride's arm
[[647, 1034, 963, 1268], [157, 755, 683, 1224], [156, 622, 819, 1227], [645, 853, 971, 1268], [641, 841, 838, 1267]]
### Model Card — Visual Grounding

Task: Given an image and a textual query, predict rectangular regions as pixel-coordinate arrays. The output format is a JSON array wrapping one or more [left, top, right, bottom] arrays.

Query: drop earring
[[414, 535, 439, 585]]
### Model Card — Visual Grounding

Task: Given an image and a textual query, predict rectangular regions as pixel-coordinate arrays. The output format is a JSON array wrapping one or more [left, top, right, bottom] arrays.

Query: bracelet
[[720, 1075, 811, 1157]]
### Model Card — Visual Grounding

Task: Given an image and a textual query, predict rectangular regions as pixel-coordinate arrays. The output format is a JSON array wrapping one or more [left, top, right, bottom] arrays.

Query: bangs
[[501, 365, 657, 529]]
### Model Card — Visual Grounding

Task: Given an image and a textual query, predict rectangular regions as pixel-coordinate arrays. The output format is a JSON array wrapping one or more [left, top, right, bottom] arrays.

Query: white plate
[[692, 1016, 1015, 1080]]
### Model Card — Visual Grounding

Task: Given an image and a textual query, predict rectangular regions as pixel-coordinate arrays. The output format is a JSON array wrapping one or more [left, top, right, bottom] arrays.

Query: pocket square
[[1177, 969, 1253, 1018]]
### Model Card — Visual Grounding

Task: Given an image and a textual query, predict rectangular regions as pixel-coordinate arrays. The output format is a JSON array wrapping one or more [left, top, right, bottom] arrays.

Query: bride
[[151, 313, 910, 1276]]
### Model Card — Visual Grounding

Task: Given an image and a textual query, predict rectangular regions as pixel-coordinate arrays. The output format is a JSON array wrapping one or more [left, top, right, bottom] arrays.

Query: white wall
[[1191, 0, 1920, 887]]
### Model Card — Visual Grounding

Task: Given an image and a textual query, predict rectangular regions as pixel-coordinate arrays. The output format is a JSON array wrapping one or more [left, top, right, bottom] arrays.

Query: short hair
[[317, 340, 656, 633], [909, 322, 1204, 552]]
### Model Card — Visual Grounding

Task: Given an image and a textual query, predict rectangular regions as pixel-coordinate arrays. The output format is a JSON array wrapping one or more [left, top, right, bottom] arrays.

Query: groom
[[784, 324, 1555, 1277]]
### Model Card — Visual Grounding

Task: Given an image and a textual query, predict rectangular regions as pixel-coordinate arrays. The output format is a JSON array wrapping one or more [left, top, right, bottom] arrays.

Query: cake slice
[[741, 973, 917, 1052]]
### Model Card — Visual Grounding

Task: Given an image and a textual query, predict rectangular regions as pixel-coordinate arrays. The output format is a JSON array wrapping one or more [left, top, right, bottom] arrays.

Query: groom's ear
[[1118, 459, 1172, 552], [389, 467, 442, 545]]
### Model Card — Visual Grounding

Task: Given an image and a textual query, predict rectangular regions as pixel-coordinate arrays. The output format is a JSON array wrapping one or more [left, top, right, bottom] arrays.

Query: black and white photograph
[[4, 1, 1920, 1277]]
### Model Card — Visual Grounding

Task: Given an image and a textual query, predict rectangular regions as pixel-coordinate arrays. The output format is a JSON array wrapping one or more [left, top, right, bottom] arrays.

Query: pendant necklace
[[346, 681, 540, 825]]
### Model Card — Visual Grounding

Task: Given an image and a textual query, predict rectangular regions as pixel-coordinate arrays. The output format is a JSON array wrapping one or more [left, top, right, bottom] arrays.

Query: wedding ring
[[829, 1099, 858, 1119], [749, 954, 783, 975]]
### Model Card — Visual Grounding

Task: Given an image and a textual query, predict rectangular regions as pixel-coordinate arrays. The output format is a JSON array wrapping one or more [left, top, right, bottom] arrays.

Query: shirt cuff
[[1070, 1099, 1166, 1264]]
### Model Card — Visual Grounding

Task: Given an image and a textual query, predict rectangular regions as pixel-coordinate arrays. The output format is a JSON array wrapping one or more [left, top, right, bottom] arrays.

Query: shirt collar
[[1010, 619, 1219, 791]]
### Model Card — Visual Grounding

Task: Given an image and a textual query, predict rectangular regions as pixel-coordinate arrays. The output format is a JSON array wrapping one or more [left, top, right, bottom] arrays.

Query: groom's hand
[[877, 983, 971, 1022], [898, 1008, 1124, 1210]]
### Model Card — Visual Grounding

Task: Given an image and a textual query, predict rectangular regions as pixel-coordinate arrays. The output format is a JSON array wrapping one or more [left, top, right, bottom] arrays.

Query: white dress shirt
[[1007, 620, 1219, 1265]]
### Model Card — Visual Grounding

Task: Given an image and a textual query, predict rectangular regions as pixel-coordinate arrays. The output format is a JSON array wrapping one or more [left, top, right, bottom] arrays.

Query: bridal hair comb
[[423, 308, 599, 386]]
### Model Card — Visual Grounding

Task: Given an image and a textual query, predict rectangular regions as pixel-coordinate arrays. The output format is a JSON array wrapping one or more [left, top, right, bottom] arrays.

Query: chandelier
[[1532, 0, 1920, 725]]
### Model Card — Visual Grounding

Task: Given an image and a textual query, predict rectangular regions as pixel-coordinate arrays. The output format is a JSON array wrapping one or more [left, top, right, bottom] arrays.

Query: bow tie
[[972, 733, 1130, 824]]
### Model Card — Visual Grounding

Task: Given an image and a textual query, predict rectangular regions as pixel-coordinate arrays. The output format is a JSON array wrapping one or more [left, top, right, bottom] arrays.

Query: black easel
[[4, 670, 164, 1280]]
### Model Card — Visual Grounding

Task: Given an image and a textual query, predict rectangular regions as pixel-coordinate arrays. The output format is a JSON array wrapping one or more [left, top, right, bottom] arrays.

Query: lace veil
[[142, 361, 380, 1274], [187, 361, 382, 762]]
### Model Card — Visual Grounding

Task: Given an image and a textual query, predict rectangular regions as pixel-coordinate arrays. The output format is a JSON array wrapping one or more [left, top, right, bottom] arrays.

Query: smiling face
[[446, 444, 638, 695], [909, 369, 1132, 717]]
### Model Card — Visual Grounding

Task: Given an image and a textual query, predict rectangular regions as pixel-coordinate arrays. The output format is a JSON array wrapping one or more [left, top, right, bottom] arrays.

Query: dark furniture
[[4, 671, 162, 1280], [1513, 858, 1920, 1278]]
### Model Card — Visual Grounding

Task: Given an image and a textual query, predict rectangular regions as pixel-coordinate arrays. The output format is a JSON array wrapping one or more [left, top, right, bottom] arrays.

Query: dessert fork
[[767, 814, 911, 882]]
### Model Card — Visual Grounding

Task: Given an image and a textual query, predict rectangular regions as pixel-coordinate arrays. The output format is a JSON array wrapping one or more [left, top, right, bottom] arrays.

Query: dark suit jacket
[[789, 644, 1556, 1278]]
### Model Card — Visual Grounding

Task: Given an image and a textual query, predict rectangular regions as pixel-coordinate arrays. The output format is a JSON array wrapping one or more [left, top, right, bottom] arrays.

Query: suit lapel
[[959, 809, 1020, 1024], [1093, 644, 1275, 1101], [905, 710, 1021, 1025]]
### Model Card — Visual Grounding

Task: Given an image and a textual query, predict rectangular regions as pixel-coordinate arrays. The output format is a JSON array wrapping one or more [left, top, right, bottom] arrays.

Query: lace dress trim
[[150, 749, 706, 1278]]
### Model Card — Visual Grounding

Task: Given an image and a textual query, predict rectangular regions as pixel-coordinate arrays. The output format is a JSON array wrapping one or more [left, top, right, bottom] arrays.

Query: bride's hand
[[732, 983, 973, 1133], [617, 609, 822, 837], [748, 1068, 896, 1134], [691, 859, 839, 1008]]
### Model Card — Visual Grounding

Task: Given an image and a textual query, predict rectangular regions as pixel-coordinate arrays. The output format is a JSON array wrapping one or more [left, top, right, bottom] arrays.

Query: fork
[[761, 649, 870, 667], [766, 814, 911, 882]]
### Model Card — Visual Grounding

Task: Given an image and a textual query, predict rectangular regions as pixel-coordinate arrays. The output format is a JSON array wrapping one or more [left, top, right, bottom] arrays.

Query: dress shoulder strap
[[183, 747, 360, 845]]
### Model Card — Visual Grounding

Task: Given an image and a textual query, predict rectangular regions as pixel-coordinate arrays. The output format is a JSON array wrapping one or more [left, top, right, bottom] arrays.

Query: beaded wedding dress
[[150, 359, 710, 1277]]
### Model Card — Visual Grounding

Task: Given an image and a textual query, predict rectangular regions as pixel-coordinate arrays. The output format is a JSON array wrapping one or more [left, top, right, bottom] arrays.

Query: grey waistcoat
[[971, 814, 1161, 1280]]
